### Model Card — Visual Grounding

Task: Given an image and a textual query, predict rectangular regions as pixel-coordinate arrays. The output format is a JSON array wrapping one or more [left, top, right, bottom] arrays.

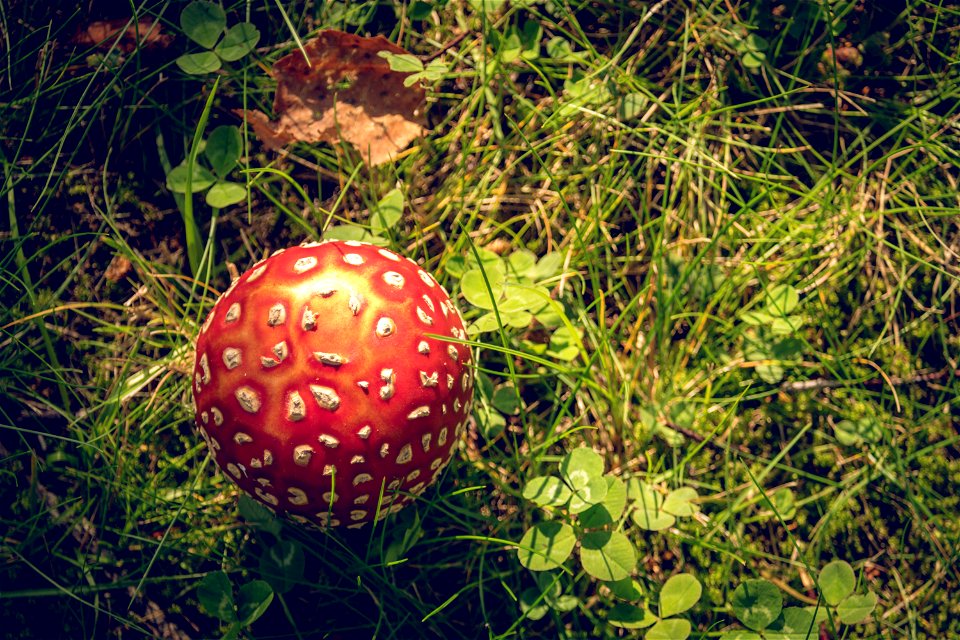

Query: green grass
[[2, 0, 959, 638]]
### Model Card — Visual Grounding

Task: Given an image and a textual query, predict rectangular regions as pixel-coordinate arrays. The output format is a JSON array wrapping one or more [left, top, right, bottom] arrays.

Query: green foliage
[[177, 1, 260, 74], [731, 579, 783, 631], [740, 283, 806, 383], [456, 246, 568, 343], [378, 51, 449, 86], [720, 564, 877, 638], [197, 571, 274, 639], [166, 125, 248, 209]]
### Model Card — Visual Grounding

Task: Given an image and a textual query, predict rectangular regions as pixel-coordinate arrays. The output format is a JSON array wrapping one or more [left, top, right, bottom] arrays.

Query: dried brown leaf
[[74, 18, 173, 53], [238, 30, 428, 166]]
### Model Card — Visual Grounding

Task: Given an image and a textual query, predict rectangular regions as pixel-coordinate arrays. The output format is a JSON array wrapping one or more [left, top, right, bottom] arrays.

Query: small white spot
[[379, 368, 396, 400], [225, 302, 241, 322], [315, 283, 337, 297], [318, 434, 340, 448], [409, 482, 425, 495], [314, 512, 337, 525], [375, 317, 396, 337], [199, 353, 211, 384], [419, 371, 438, 388], [447, 345, 459, 362], [287, 391, 306, 421], [351, 455, 365, 464], [438, 427, 448, 446], [314, 351, 346, 366], [343, 253, 365, 265], [387, 479, 401, 491], [271, 248, 286, 257], [378, 249, 400, 261], [294, 445, 314, 466], [451, 326, 465, 340], [354, 494, 369, 505], [210, 437, 221, 451], [236, 463, 247, 478], [294, 256, 318, 273], [379, 443, 389, 458], [322, 491, 338, 504], [288, 487, 309, 506], [234, 432, 253, 445], [446, 374, 455, 390], [417, 341, 430, 355], [223, 347, 241, 369], [199, 426, 209, 442], [416, 307, 434, 325], [357, 425, 372, 439], [418, 270, 435, 287], [261, 340, 289, 368], [256, 477, 272, 487], [263, 450, 273, 465], [441, 404, 447, 415], [343, 240, 363, 247], [407, 469, 421, 482], [211, 407, 223, 425], [396, 444, 413, 464], [353, 473, 373, 486], [407, 406, 430, 420], [462, 371, 471, 391], [309, 385, 341, 411], [421, 434, 431, 452], [323, 464, 337, 476], [431, 457, 443, 470], [255, 488, 279, 506], [201, 411, 209, 424], [357, 381, 370, 392], [348, 290, 363, 315], [302, 307, 317, 330], [383, 271, 405, 288], [350, 510, 368, 521], [268, 303, 286, 326], [226, 463, 241, 478], [247, 264, 267, 282], [235, 386, 261, 413], [250, 458, 262, 468], [440, 301, 449, 318]]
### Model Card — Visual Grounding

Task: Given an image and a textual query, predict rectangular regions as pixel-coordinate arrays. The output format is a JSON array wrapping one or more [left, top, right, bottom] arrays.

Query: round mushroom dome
[[192, 240, 474, 528]]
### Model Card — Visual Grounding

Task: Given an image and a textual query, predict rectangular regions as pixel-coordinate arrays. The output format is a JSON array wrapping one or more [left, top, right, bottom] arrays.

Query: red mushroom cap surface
[[192, 240, 473, 528]]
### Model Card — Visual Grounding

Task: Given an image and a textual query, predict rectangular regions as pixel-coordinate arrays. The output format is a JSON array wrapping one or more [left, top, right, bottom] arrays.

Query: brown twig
[[781, 367, 960, 392], [664, 420, 751, 455]]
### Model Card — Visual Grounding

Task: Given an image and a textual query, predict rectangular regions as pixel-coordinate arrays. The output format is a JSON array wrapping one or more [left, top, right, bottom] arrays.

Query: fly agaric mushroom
[[192, 240, 473, 529]]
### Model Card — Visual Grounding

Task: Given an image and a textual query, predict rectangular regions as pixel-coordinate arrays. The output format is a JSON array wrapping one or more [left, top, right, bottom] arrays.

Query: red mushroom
[[192, 240, 474, 529]]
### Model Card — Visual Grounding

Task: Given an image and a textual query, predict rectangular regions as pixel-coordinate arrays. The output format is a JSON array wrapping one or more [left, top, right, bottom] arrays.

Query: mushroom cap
[[192, 240, 473, 528]]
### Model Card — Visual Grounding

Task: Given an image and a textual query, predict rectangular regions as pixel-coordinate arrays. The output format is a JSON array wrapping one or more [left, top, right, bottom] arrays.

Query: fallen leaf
[[74, 18, 173, 53], [105, 255, 133, 282], [238, 30, 428, 165]]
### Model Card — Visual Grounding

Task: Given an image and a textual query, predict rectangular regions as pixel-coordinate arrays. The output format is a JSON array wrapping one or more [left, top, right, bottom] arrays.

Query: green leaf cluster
[[518, 448, 635, 581], [453, 246, 569, 345], [176, 1, 260, 75], [377, 51, 449, 87], [608, 573, 703, 640], [166, 125, 247, 208], [196, 571, 274, 639], [628, 480, 699, 531], [719, 563, 877, 639], [324, 189, 404, 246], [740, 283, 806, 383]]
